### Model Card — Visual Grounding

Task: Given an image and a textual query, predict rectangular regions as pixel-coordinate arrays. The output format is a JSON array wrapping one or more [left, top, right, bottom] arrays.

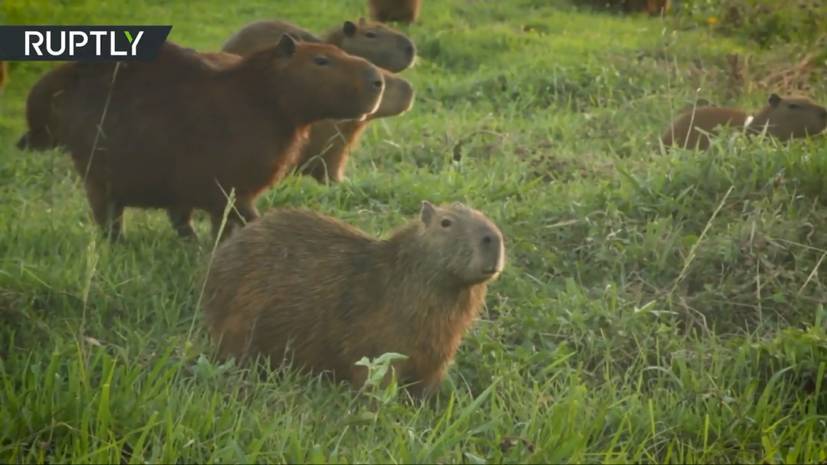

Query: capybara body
[[203, 202, 506, 397], [223, 18, 415, 73], [21, 37, 384, 239], [299, 70, 415, 183], [369, 0, 422, 23], [661, 94, 827, 150]]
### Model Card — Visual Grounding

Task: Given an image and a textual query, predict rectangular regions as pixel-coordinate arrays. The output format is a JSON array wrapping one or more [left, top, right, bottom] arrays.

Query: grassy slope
[[2, 0, 827, 462]]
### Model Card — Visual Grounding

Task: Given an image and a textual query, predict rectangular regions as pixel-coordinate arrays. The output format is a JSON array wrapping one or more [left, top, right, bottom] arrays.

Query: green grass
[[2, 0, 827, 462]]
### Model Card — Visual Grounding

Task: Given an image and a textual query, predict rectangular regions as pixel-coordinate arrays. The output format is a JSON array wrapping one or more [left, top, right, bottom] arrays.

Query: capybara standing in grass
[[369, 0, 422, 23], [661, 94, 827, 150], [19, 36, 385, 240], [223, 18, 416, 73], [299, 70, 414, 183], [203, 201, 506, 397]]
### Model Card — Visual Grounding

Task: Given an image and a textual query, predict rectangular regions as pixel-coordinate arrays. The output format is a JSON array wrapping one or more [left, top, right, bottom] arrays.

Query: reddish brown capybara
[[0, 61, 7, 90], [203, 201, 506, 397], [661, 94, 827, 150], [369, 0, 422, 23], [223, 18, 415, 73], [580, 0, 669, 15], [199, 51, 413, 183], [299, 70, 414, 183], [19, 36, 385, 240]]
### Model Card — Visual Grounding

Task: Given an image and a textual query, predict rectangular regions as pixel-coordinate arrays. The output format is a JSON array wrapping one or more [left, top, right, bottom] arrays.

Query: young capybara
[[299, 70, 414, 183], [19, 36, 385, 240], [661, 94, 827, 150], [203, 201, 506, 397], [369, 0, 422, 23], [223, 18, 416, 73]]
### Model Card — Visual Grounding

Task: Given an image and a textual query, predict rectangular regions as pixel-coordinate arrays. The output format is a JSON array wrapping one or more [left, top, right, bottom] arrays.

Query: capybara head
[[370, 71, 414, 119], [415, 201, 505, 286], [749, 93, 827, 140], [245, 34, 385, 123], [329, 18, 416, 73]]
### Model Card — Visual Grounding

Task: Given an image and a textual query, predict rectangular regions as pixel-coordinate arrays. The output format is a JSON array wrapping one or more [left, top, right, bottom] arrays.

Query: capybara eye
[[365, 31, 378, 39], [441, 218, 452, 228], [313, 56, 330, 66]]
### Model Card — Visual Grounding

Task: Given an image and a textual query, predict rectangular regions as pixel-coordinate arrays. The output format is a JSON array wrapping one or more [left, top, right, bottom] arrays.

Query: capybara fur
[[661, 94, 827, 150], [19, 36, 384, 240], [223, 18, 415, 73], [0, 61, 7, 91], [203, 201, 506, 397], [369, 0, 422, 23], [299, 70, 414, 183]]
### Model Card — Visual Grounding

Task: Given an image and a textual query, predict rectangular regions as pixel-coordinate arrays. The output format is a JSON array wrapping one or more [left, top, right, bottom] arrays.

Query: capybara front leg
[[84, 180, 123, 241], [167, 207, 197, 239]]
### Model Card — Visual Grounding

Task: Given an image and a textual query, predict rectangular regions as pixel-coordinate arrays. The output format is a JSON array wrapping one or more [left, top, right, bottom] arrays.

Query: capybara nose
[[366, 69, 384, 93], [405, 44, 415, 57], [820, 109, 827, 120]]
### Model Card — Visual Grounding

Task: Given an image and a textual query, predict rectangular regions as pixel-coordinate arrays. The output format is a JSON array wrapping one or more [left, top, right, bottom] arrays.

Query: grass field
[[2, 0, 827, 462]]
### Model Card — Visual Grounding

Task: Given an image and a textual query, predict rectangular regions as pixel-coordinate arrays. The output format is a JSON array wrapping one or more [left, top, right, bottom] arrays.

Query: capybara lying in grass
[[223, 18, 415, 73], [369, 0, 422, 23], [203, 201, 506, 397], [299, 70, 414, 183], [19, 36, 385, 240], [661, 94, 827, 150]]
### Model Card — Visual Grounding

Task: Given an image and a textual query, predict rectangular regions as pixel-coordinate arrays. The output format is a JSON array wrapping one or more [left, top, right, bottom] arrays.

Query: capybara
[[661, 94, 827, 150], [198, 51, 414, 184], [0, 61, 7, 90], [580, 0, 670, 15], [369, 0, 422, 23], [299, 70, 414, 183], [19, 36, 385, 240], [223, 18, 416, 73], [203, 201, 506, 397]]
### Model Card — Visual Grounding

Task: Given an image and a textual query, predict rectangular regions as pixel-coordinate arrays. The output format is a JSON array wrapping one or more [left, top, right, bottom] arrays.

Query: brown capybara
[[581, 0, 670, 15], [369, 0, 422, 23], [203, 201, 506, 397], [661, 94, 827, 150], [198, 51, 414, 184], [223, 18, 415, 73], [19, 36, 384, 240], [299, 70, 414, 183]]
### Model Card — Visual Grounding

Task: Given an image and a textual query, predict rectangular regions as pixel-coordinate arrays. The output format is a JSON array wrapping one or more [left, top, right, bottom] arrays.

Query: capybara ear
[[420, 201, 436, 225], [768, 93, 782, 107], [343, 21, 358, 37], [275, 34, 297, 58]]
